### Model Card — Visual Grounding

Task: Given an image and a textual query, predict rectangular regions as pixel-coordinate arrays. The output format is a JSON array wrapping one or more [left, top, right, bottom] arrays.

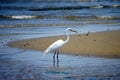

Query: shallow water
[[1, 48, 120, 79]]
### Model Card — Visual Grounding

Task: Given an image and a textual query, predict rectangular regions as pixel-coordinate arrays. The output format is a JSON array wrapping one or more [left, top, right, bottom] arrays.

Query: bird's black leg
[[53, 51, 56, 67], [57, 51, 59, 67]]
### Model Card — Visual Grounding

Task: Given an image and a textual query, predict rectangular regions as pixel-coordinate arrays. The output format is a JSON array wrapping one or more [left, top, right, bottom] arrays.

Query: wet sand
[[8, 30, 120, 58]]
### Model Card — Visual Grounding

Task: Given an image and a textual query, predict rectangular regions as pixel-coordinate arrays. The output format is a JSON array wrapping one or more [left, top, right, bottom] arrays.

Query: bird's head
[[66, 28, 77, 33]]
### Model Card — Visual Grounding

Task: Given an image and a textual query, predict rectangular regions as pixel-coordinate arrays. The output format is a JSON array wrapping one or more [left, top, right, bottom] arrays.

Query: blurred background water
[[0, 0, 120, 27]]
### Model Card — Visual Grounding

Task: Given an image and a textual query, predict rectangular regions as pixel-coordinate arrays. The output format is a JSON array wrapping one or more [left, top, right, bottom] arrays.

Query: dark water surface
[[0, 0, 120, 26]]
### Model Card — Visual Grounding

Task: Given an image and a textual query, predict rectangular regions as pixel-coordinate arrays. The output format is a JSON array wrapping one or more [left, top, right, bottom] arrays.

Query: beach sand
[[8, 30, 120, 58]]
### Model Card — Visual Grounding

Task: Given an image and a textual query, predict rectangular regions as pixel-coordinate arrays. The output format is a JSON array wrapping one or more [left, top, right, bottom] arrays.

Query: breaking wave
[[0, 15, 120, 20], [0, 4, 119, 11], [0, 15, 44, 19], [28, 5, 120, 11]]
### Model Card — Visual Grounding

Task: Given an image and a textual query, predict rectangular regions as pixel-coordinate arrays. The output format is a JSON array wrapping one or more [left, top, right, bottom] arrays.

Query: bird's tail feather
[[43, 49, 49, 56]]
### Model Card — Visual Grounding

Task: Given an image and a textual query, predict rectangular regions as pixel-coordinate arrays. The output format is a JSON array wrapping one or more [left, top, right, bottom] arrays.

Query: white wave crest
[[9, 15, 36, 19]]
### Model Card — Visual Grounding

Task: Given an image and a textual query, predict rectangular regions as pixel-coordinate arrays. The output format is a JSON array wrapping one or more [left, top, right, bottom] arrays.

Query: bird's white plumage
[[43, 28, 77, 56], [44, 39, 65, 55]]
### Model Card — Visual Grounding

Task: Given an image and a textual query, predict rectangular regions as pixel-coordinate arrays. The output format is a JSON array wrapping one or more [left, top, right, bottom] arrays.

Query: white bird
[[43, 28, 77, 66]]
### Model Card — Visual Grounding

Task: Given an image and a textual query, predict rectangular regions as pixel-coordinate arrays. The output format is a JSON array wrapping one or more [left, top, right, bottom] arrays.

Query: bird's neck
[[64, 30, 70, 44]]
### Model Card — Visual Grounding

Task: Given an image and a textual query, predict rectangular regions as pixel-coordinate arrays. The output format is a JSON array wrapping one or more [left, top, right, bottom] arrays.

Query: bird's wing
[[44, 39, 64, 55]]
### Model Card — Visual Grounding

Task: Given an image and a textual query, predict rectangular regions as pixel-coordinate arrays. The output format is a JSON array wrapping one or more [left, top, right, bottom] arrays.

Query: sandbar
[[8, 30, 120, 58]]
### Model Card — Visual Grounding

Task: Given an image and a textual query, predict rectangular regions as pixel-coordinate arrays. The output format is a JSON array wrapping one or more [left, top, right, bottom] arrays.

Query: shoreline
[[8, 30, 120, 58]]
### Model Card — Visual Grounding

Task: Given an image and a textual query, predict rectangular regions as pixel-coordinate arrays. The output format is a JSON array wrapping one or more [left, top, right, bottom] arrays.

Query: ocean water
[[0, 0, 120, 27]]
